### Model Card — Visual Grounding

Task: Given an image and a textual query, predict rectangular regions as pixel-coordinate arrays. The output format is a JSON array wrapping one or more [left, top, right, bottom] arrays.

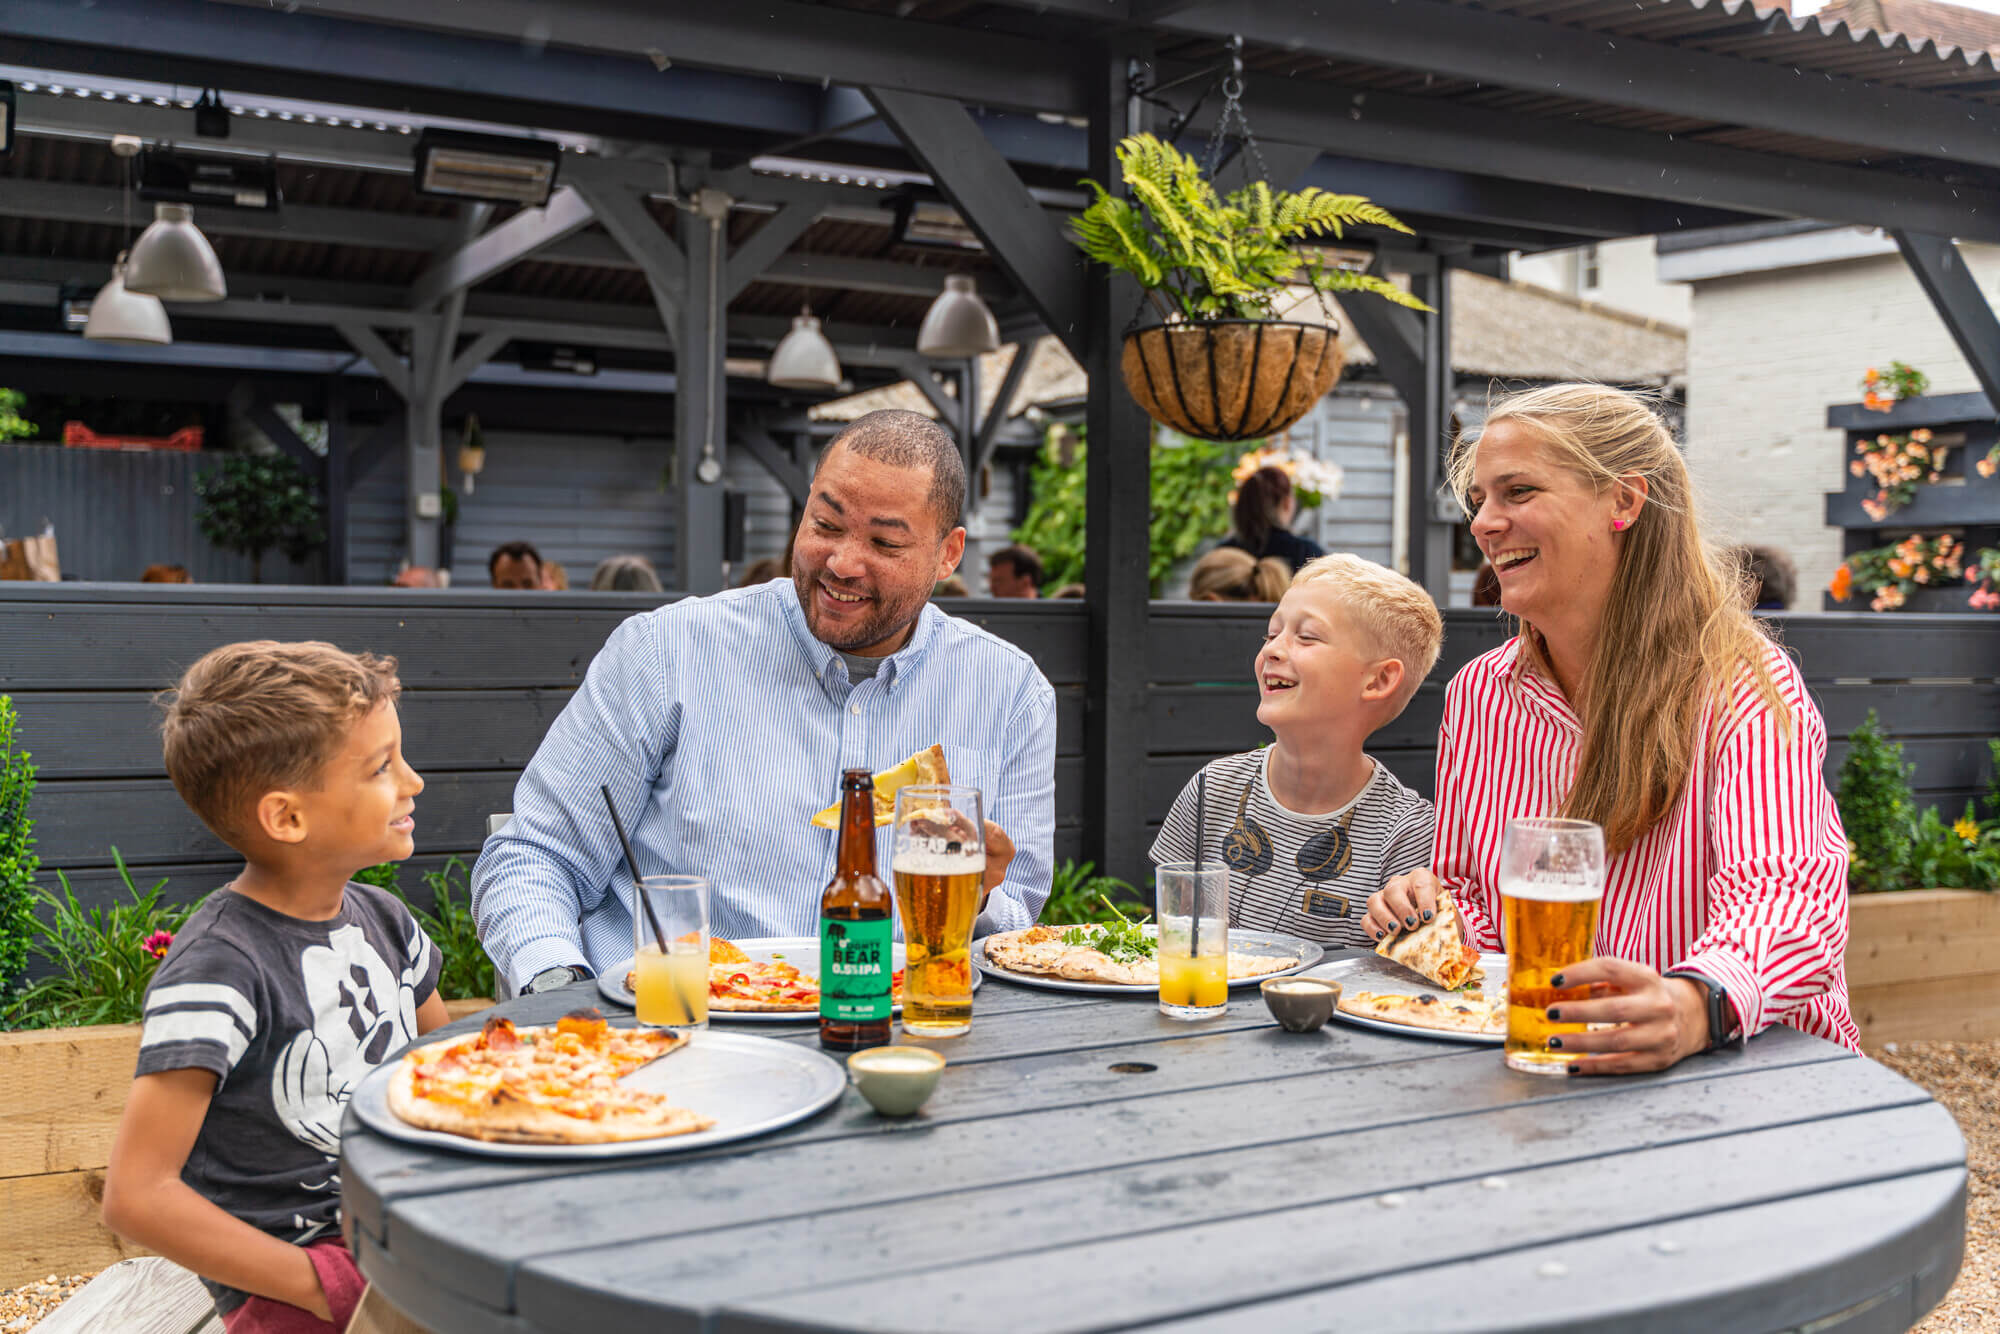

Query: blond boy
[[1150, 554, 1444, 949], [103, 642, 446, 1333]]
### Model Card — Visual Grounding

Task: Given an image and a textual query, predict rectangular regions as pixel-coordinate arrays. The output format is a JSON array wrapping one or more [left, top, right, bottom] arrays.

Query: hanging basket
[[1121, 318, 1344, 442]]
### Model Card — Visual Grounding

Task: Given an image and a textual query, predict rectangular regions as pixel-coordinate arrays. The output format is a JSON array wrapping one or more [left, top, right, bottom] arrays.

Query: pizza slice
[[1339, 990, 1504, 1036], [809, 744, 951, 828], [1375, 887, 1482, 991]]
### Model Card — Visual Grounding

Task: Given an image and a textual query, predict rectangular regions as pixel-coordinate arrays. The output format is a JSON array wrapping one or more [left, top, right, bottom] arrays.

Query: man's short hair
[[822, 409, 966, 536], [989, 543, 1044, 588], [1291, 553, 1444, 715], [487, 541, 543, 579], [160, 641, 401, 845]]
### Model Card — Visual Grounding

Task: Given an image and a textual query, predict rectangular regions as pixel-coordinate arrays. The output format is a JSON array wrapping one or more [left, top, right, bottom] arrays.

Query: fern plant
[[1071, 134, 1430, 322]]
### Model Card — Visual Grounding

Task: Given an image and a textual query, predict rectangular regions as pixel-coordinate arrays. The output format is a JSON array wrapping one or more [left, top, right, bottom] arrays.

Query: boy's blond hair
[[1290, 554, 1443, 713], [160, 641, 401, 844]]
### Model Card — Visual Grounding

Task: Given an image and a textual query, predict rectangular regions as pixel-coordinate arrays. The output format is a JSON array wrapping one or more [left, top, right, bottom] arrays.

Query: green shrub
[[381, 856, 493, 1001], [3, 850, 201, 1030], [0, 697, 40, 1001], [1038, 859, 1147, 925], [1904, 803, 2000, 892], [353, 862, 401, 892], [195, 452, 326, 580], [1837, 711, 1916, 892]]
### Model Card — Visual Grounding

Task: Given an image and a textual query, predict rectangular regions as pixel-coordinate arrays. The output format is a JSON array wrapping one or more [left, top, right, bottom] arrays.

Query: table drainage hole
[[1108, 1062, 1158, 1074]]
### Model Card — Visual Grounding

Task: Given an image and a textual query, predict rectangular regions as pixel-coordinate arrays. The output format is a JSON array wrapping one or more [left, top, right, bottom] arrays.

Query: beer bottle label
[[819, 916, 894, 1022]]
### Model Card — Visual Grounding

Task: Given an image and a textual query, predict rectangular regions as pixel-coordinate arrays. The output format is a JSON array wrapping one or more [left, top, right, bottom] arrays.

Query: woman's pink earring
[[1612, 518, 1631, 532]]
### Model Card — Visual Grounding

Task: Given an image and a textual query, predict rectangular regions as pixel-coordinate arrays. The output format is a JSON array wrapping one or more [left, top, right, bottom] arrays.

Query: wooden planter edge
[[1848, 887, 2000, 1045]]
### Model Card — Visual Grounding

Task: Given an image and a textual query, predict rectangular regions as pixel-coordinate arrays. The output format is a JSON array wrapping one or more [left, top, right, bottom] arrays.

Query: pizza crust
[[1374, 888, 1482, 991], [1339, 989, 1504, 1036]]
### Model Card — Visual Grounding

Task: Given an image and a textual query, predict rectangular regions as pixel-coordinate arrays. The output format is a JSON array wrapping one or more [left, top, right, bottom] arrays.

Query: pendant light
[[766, 307, 843, 392], [917, 273, 1000, 359], [125, 202, 228, 302], [86, 140, 172, 345], [84, 252, 173, 345]]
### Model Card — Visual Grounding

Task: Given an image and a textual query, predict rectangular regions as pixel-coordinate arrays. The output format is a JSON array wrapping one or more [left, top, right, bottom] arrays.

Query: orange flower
[[1830, 565, 1854, 601]]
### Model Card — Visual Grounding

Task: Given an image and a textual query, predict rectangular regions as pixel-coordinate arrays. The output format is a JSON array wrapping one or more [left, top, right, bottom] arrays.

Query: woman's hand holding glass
[[1536, 959, 1711, 1075]]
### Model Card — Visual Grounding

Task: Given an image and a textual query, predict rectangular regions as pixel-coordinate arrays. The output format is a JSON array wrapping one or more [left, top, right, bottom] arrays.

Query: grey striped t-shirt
[[1149, 750, 1435, 952], [136, 883, 439, 1312]]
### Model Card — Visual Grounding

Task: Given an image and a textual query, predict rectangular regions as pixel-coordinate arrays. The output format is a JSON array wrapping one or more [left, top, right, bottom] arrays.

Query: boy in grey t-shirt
[[103, 642, 447, 1332], [1151, 554, 1443, 951]]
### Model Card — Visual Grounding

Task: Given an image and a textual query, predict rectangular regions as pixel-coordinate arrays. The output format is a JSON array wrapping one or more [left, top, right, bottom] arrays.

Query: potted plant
[[1827, 533, 1964, 611], [0, 696, 39, 1002], [1862, 361, 1929, 413], [194, 452, 327, 582], [1070, 133, 1428, 441]]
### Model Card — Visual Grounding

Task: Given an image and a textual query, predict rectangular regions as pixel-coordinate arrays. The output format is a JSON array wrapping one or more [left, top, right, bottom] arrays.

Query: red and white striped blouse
[[1434, 636, 1860, 1051]]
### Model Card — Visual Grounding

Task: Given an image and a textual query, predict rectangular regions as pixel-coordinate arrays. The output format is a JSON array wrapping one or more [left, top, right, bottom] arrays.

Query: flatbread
[[1375, 888, 1483, 991], [983, 924, 1293, 987], [809, 744, 951, 828], [1339, 989, 1505, 1036], [386, 1010, 712, 1145]]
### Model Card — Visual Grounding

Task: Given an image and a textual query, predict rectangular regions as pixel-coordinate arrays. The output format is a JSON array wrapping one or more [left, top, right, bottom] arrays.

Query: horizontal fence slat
[[11, 690, 575, 780], [32, 774, 518, 871], [1775, 614, 2000, 681]]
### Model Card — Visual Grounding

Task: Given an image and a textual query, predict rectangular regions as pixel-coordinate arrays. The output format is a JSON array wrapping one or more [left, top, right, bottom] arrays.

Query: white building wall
[[1681, 246, 2000, 601], [1512, 236, 1692, 328]]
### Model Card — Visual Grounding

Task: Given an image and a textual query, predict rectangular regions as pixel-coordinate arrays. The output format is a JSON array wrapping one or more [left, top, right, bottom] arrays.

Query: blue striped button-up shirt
[[471, 578, 1058, 990]]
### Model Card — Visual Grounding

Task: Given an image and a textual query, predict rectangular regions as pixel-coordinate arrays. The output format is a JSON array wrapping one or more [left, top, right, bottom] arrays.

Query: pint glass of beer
[[892, 785, 985, 1038], [1500, 817, 1606, 1075]]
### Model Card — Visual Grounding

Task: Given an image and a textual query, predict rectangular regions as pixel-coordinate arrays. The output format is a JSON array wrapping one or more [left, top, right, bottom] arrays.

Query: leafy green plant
[[0, 697, 39, 1000], [353, 862, 401, 892], [1838, 712, 1916, 893], [0, 389, 36, 442], [3, 851, 202, 1030], [1904, 803, 2000, 892], [1070, 133, 1428, 322], [1862, 361, 1928, 411], [1013, 424, 1238, 594], [195, 453, 327, 581], [382, 857, 493, 1001], [1038, 859, 1146, 925]]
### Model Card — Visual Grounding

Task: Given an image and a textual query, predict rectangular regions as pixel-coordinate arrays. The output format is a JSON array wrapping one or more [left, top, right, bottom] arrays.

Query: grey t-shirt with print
[[1149, 749, 1435, 952], [135, 883, 439, 1313]]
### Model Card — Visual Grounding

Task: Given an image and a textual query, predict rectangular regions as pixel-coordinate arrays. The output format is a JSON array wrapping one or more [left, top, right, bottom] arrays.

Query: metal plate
[[970, 927, 1323, 996], [1311, 950, 1509, 1045], [598, 936, 981, 1023], [350, 1028, 845, 1160]]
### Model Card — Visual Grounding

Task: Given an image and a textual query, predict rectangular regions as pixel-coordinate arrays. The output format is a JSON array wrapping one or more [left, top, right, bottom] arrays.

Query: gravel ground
[[0, 1275, 92, 1333], [1874, 1040, 2000, 1333], [3, 1043, 1995, 1332]]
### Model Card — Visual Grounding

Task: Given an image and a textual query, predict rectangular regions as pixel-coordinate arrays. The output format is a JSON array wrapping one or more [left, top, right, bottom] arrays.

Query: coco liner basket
[[1122, 318, 1345, 442]]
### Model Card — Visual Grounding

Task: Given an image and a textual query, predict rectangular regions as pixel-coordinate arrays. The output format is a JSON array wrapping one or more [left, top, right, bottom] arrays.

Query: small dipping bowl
[[847, 1045, 946, 1117], [1261, 976, 1342, 1033]]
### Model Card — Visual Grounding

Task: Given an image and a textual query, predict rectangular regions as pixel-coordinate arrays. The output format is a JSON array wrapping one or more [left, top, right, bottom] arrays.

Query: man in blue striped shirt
[[472, 410, 1057, 995]]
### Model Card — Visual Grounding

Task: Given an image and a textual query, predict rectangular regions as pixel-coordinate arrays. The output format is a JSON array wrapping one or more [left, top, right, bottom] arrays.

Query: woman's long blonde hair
[[1449, 383, 1789, 854]]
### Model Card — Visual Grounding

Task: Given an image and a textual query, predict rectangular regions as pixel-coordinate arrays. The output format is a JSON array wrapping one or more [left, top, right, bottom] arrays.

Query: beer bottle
[[820, 768, 893, 1051]]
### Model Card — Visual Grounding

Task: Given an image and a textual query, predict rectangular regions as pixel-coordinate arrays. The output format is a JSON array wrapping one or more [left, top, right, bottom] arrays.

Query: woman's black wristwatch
[[1664, 970, 1744, 1053]]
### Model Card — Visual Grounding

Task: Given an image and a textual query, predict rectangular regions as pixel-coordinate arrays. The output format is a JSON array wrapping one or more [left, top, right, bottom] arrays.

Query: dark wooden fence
[[3, 584, 1997, 917]]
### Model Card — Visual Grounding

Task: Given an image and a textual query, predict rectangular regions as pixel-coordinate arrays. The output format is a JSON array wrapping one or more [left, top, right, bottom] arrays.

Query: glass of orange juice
[[633, 875, 708, 1029], [1156, 860, 1228, 1021]]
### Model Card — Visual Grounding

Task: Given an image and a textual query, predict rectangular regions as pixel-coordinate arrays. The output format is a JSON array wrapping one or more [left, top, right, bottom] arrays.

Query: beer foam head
[[892, 844, 984, 875], [1500, 875, 1604, 902]]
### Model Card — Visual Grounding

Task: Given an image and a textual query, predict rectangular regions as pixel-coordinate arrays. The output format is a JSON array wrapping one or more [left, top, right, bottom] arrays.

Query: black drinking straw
[[1191, 770, 1207, 956], [602, 784, 670, 954]]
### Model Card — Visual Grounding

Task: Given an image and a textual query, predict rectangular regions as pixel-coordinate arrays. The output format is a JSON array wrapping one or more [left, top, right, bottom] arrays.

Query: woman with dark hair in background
[[1222, 466, 1326, 573]]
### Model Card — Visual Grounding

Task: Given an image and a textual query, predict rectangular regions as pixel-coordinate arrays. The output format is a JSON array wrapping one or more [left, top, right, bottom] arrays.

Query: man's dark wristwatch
[[1664, 970, 1743, 1053], [523, 964, 593, 995]]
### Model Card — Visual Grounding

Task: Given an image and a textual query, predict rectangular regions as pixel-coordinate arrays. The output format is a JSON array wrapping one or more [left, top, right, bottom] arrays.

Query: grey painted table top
[[340, 977, 1967, 1334]]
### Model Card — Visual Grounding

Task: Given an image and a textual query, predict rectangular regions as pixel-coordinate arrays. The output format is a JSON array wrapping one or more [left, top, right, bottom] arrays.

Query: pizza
[[1338, 989, 1505, 1037], [1374, 887, 1483, 991], [809, 744, 950, 828], [624, 936, 907, 1013], [982, 924, 1295, 987], [386, 1010, 714, 1145]]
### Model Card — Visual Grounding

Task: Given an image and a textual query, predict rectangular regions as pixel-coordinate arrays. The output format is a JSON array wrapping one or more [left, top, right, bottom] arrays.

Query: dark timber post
[[677, 178, 732, 594], [325, 377, 349, 585], [1085, 41, 1154, 887]]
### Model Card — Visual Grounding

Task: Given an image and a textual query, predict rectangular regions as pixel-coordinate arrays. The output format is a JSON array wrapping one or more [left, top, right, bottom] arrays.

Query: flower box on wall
[[0, 998, 493, 1288], [1848, 888, 2000, 1045]]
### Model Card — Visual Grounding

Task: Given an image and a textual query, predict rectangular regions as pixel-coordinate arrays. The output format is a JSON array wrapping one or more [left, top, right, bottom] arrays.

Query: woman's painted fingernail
[[1547, 1037, 1564, 1050], [1567, 1063, 1583, 1076], [1550, 973, 1566, 988], [1547, 1008, 1562, 1022], [1404, 915, 1418, 928], [1421, 910, 1434, 922]]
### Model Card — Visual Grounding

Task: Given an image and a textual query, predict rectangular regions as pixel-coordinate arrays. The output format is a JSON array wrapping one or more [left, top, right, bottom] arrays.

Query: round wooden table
[[342, 976, 1966, 1334]]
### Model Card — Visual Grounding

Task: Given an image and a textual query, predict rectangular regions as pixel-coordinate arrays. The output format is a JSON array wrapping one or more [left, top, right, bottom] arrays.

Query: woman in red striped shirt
[[1364, 384, 1858, 1072]]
